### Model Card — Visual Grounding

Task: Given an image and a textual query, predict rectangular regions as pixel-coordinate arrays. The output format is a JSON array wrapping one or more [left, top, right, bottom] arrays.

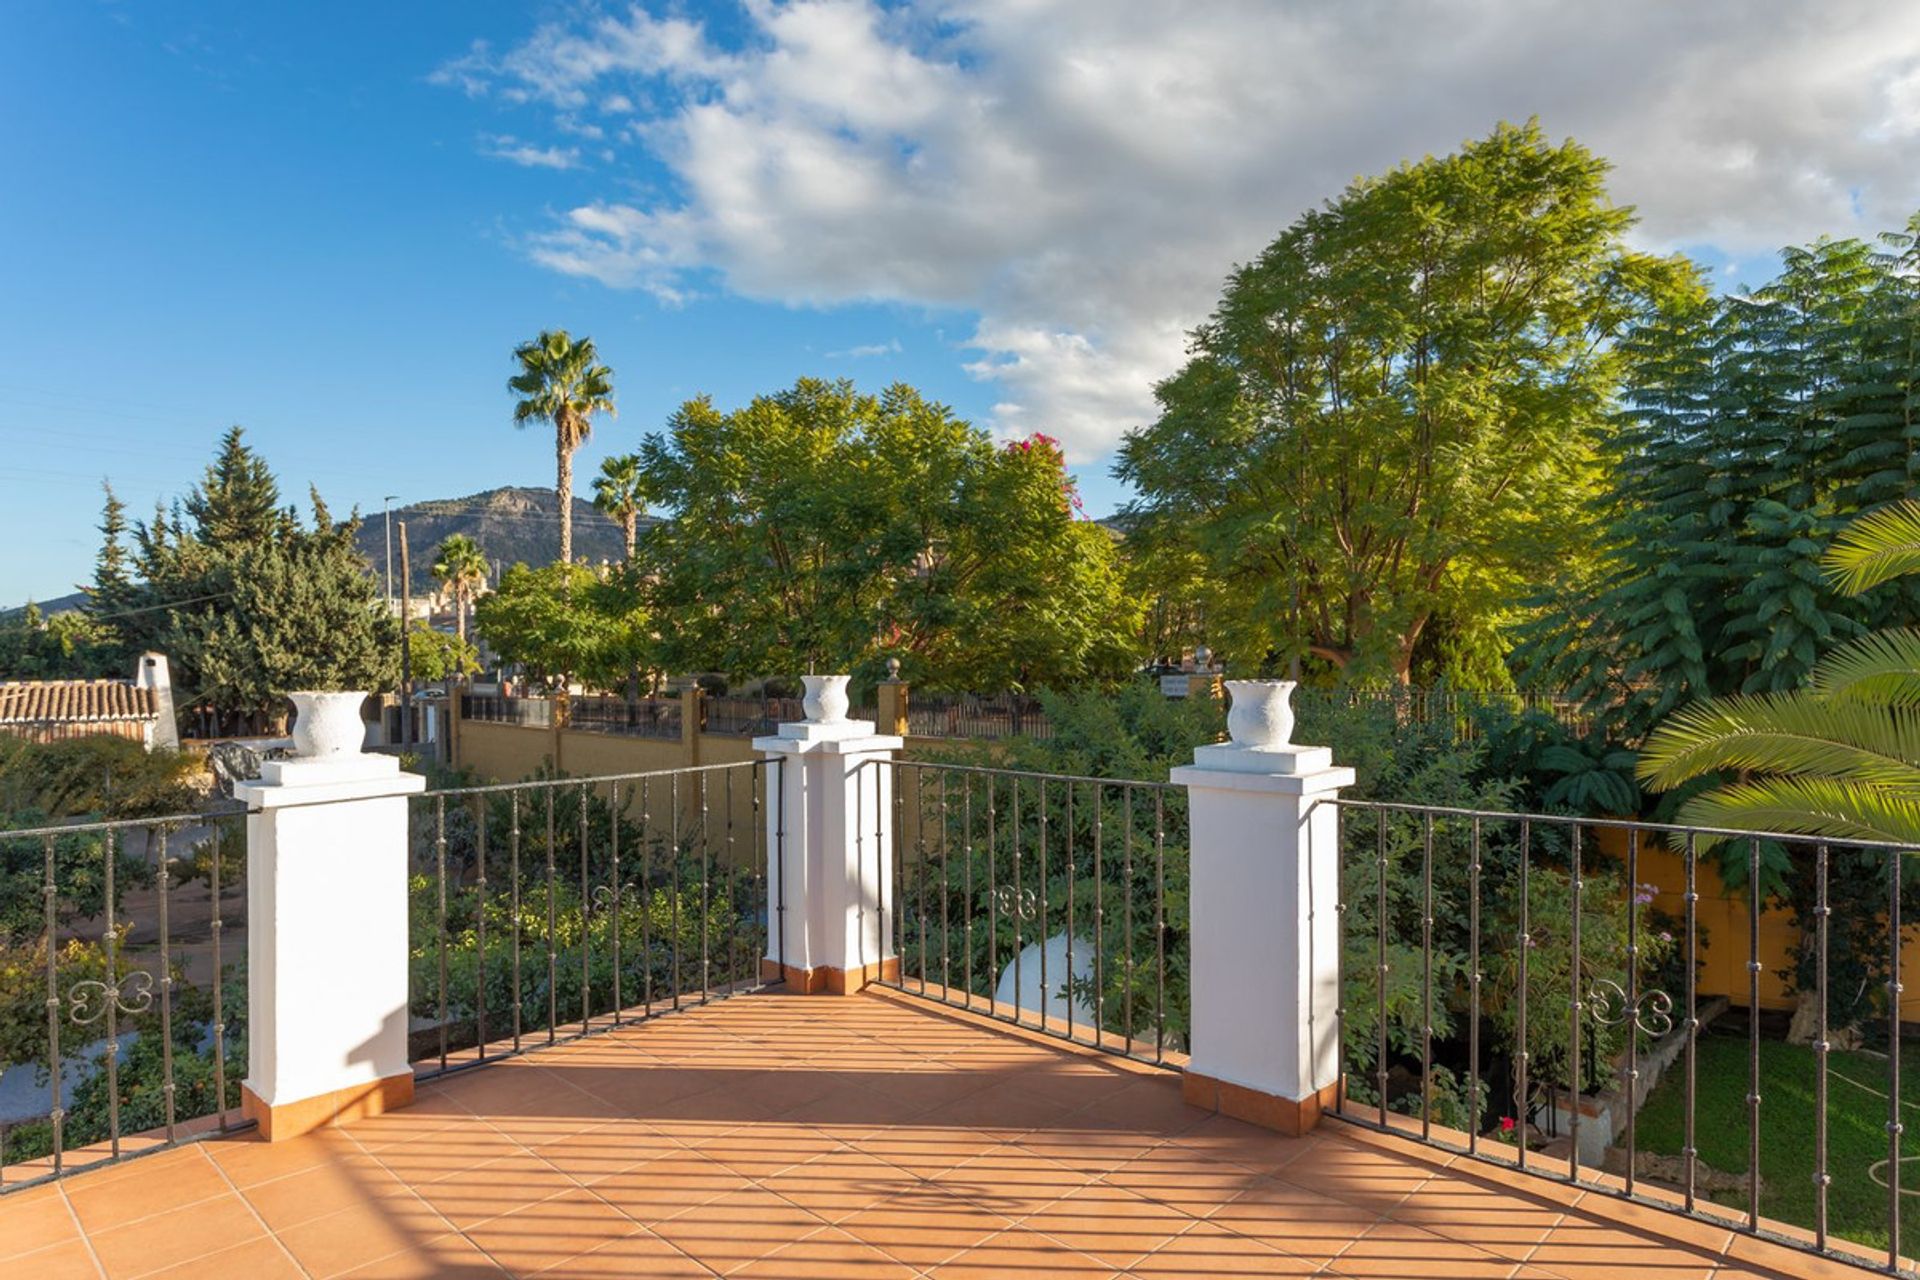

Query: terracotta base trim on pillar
[[1181, 1069, 1340, 1137], [759, 957, 901, 995], [240, 1072, 415, 1143]]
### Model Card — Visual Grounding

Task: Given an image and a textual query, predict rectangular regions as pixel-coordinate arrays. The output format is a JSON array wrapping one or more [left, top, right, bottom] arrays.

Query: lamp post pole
[[382, 495, 399, 605]]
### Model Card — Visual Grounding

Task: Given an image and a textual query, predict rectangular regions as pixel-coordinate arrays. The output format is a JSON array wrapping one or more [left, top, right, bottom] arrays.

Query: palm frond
[[1807, 628, 1920, 706], [1823, 499, 1920, 595], [1673, 775, 1920, 847], [1637, 691, 1920, 794]]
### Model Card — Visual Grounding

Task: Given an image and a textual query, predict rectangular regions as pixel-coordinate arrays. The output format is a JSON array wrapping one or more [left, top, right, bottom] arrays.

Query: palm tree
[[509, 330, 616, 565], [1638, 499, 1920, 844], [592, 453, 646, 559], [431, 534, 488, 648]]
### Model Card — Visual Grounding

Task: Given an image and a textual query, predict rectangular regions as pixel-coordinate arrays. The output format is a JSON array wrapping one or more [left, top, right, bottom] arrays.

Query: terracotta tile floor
[[0, 990, 1839, 1278]]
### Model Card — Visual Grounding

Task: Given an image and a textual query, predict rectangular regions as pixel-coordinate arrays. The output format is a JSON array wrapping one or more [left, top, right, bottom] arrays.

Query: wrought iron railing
[[566, 695, 682, 740], [702, 695, 804, 737], [1330, 797, 1920, 1275], [0, 808, 248, 1193], [459, 694, 553, 729], [906, 692, 1053, 740], [405, 760, 774, 1079], [880, 760, 1187, 1066]]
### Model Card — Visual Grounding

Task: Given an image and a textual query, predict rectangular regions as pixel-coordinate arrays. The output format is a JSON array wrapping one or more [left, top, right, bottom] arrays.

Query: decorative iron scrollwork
[[590, 882, 640, 914], [1587, 977, 1674, 1037], [68, 972, 155, 1026], [993, 886, 1039, 921]]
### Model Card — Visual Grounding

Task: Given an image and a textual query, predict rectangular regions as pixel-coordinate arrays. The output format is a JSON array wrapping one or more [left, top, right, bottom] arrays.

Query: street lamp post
[[382, 495, 399, 605]]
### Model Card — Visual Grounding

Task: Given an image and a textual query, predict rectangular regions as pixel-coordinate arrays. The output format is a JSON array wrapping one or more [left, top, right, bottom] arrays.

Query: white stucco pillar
[[1170, 680, 1354, 1134], [235, 753, 426, 1139], [754, 676, 903, 994]]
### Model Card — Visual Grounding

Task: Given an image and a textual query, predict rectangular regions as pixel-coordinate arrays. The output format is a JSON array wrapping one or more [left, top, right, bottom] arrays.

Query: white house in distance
[[0, 652, 180, 750]]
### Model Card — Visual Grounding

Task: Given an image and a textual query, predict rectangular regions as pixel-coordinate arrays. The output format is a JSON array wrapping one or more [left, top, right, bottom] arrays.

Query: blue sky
[[0, 2, 1028, 604], [4, 1, 1918, 607]]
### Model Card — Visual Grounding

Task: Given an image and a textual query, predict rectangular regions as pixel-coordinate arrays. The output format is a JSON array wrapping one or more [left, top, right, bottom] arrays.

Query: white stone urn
[[800, 675, 852, 725], [1225, 679, 1297, 749], [288, 691, 369, 758]]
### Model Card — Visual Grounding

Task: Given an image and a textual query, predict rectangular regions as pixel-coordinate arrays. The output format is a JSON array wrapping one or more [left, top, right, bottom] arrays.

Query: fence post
[[235, 750, 426, 1140], [682, 685, 704, 768], [878, 675, 910, 738], [755, 675, 903, 994], [1171, 679, 1353, 1135]]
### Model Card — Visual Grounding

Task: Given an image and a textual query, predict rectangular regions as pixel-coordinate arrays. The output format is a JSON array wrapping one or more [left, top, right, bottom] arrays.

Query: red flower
[[1499, 1116, 1516, 1133]]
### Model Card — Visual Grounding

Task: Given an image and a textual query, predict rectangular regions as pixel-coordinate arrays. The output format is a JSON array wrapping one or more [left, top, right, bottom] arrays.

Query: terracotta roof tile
[[0, 678, 157, 724]]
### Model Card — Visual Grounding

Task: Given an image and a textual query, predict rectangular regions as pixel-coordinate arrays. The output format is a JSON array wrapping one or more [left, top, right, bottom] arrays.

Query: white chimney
[[137, 652, 180, 751]]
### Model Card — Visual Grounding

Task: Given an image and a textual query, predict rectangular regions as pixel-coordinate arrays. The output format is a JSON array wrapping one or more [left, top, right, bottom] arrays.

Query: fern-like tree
[[1639, 500, 1920, 1036], [509, 331, 616, 566], [1523, 217, 1920, 737], [430, 533, 488, 648], [592, 453, 646, 559]]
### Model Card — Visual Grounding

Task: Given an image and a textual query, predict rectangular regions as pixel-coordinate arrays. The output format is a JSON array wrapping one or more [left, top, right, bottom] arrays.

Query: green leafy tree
[[405, 625, 481, 683], [636, 379, 1139, 690], [430, 534, 488, 648], [509, 331, 616, 566], [100, 430, 399, 710], [592, 453, 647, 560], [473, 561, 645, 695], [1118, 120, 1702, 683], [1524, 217, 1920, 736], [1639, 499, 1920, 1037]]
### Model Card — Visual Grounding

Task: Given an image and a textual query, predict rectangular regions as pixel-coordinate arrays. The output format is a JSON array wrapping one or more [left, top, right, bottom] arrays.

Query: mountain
[[354, 487, 656, 595]]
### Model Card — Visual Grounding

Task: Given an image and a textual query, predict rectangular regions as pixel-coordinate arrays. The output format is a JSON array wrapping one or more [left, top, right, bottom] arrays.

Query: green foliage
[[473, 561, 647, 691], [90, 429, 399, 707], [510, 329, 616, 566], [1525, 218, 1920, 736], [592, 453, 647, 559], [0, 602, 121, 679], [431, 533, 489, 646], [405, 626, 481, 683], [0, 733, 205, 822], [634, 379, 1141, 692], [1119, 120, 1702, 682]]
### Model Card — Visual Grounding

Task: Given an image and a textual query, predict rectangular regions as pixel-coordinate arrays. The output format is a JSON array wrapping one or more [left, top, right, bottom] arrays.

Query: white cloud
[[481, 134, 582, 170], [439, 1, 1920, 460], [828, 338, 902, 358]]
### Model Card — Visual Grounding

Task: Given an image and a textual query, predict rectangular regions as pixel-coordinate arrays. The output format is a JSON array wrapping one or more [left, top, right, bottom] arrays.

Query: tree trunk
[[624, 512, 637, 560], [556, 438, 574, 565], [455, 587, 468, 648]]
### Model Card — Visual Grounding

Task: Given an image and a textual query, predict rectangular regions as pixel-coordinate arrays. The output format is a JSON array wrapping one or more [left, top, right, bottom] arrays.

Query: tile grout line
[[54, 1179, 108, 1279], [199, 1139, 315, 1279]]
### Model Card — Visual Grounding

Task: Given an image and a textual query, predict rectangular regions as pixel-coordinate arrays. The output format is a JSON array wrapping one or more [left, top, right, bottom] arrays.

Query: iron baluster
[[963, 774, 974, 1009], [1814, 842, 1830, 1250], [700, 773, 711, 1001], [476, 795, 489, 1061], [1889, 848, 1904, 1270], [1065, 780, 1075, 1042], [580, 783, 591, 1030], [1421, 810, 1433, 1142], [511, 792, 522, 1052], [1624, 826, 1638, 1196], [545, 787, 557, 1044], [1154, 788, 1166, 1066], [642, 778, 653, 1016], [609, 781, 622, 1023], [1376, 809, 1389, 1127], [44, 835, 62, 1175], [1039, 778, 1049, 1035], [1683, 832, 1698, 1212], [437, 796, 449, 1070], [1123, 785, 1135, 1049], [1092, 782, 1104, 1049], [671, 774, 682, 1010], [1749, 836, 1762, 1230], [1467, 815, 1481, 1154], [211, 826, 227, 1129], [1569, 822, 1583, 1183], [1517, 818, 1530, 1171], [156, 825, 174, 1140]]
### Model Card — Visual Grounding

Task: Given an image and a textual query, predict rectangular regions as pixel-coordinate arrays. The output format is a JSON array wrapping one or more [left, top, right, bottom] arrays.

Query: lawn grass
[[1635, 1030, 1920, 1257]]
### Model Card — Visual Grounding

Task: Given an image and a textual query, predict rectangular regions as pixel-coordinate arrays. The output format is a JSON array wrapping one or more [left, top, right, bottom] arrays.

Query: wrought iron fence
[[906, 692, 1053, 740], [1293, 687, 1595, 740], [459, 694, 553, 729], [567, 695, 682, 740], [703, 696, 804, 737], [1330, 797, 1920, 1275], [404, 760, 774, 1080], [880, 760, 1187, 1067], [0, 808, 248, 1193]]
